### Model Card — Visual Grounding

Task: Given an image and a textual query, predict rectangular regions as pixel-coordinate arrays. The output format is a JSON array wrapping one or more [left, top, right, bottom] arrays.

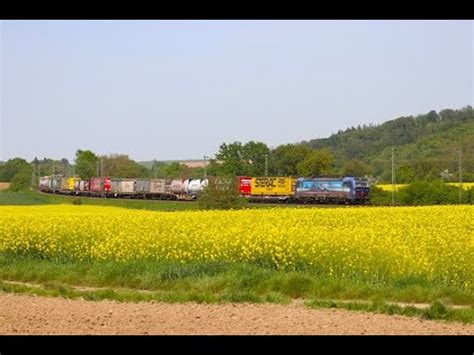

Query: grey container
[[60, 178, 69, 191], [111, 179, 122, 193], [135, 179, 151, 193]]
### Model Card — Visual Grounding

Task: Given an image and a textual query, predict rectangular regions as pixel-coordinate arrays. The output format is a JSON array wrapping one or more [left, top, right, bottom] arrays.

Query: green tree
[[0, 158, 32, 182], [157, 162, 186, 179], [426, 110, 440, 122], [209, 142, 245, 176], [75, 149, 99, 179], [150, 159, 161, 178], [186, 167, 206, 179], [398, 181, 466, 205], [270, 144, 313, 176], [197, 176, 248, 210], [242, 141, 270, 175], [396, 165, 415, 183], [9, 170, 32, 191], [29, 157, 71, 177], [100, 154, 149, 178], [342, 159, 373, 177], [209, 141, 270, 176], [296, 149, 334, 177]]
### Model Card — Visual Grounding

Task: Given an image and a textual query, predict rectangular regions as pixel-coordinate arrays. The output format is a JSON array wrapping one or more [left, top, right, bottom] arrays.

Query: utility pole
[[458, 147, 463, 204], [51, 161, 55, 191], [264, 154, 268, 176], [31, 158, 37, 190], [100, 158, 105, 199], [203, 155, 209, 179], [31, 166, 36, 191], [96, 160, 99, 177], [391, 147, 395, 207]]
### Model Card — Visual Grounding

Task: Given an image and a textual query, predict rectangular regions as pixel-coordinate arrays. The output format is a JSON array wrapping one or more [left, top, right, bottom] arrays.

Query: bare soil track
[[0, 293, 473, 335]]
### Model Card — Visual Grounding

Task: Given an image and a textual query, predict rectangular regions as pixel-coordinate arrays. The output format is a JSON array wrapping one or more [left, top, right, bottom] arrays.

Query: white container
[[188, 179, 202, 194], [120, 179, 135, 193], [150, 179, 166, 194]]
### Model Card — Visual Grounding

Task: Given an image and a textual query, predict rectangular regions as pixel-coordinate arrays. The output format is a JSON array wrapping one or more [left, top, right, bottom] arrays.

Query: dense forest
[[303, 105, 473, 182], [0, 105, 473, 190]]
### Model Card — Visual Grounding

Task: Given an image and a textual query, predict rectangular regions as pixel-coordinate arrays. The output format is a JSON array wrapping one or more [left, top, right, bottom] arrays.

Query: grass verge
[[0, 254, 472, 323], [0, 191, 199, 211], [306, 299, 474, 324], [0, 191, 351, 211]]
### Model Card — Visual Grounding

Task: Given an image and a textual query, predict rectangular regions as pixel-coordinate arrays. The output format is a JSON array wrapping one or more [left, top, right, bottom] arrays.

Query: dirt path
[[0, 293, 472, 335]]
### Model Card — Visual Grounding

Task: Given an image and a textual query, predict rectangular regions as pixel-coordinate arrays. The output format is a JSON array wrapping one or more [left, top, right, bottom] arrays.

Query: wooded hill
[[303, 106, 474, 182]]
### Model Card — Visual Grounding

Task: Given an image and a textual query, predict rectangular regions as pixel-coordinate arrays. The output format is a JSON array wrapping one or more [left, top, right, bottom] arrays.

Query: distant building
[[0, 182, 11, 191], [179, 160, 210, 168]]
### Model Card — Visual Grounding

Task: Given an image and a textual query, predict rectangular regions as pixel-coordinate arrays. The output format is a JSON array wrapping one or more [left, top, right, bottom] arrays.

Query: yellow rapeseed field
[[0, 205, 472, 288], [376, 182, 474, 192]]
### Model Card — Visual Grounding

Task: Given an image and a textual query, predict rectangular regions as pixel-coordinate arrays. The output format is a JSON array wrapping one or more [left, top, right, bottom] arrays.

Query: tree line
[[1, 105, 472, 191], [0, 150, 206, 191]]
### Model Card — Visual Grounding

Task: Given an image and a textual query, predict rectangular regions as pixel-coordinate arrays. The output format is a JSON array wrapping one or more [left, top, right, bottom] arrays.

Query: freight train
[[39, 175, 370, 204], [39, 176, 207, 200], [238, 176, 370, 204]]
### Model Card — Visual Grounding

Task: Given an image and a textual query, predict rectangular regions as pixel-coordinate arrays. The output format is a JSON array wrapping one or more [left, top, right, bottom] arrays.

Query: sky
[[0, 20, 473, 162]]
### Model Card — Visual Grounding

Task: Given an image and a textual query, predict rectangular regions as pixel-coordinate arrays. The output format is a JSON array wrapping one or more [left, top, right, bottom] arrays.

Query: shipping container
[[165, 179, 173, 194], [135, 179, 151, 193], [119, 179, 135, 194], [250, 177, 295, 196], [90, 177, 103, 192], [183, 179, 190, 193], [68, 177, 80, 190], [60, 178, 69, 191], [188, 179, 202, 195], [39, 176, 51, 190], [110, 179, 121, 194], [79, 180, 87, 191], [74, 180, 81, 190], [149, 179, 167, 194], [104, 177, 112, 192], [52, 176, 62, 191], [238, 176, 252, 195], [171, 179, 184, 194]]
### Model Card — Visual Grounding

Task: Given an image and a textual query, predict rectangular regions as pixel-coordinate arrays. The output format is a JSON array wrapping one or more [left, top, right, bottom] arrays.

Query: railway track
[[38, 190, 371, 208]]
